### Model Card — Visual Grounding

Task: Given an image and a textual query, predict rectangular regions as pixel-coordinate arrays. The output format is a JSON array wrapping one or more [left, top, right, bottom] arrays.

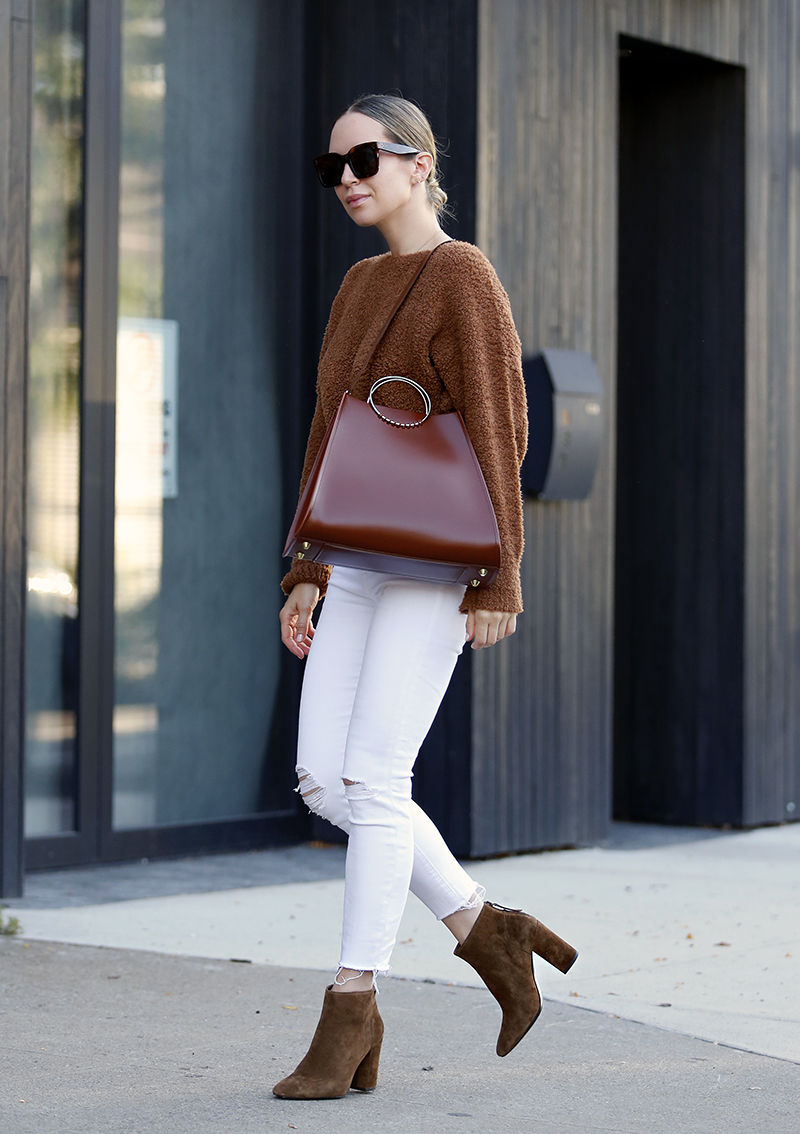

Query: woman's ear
[[412, 151, 434, 184]]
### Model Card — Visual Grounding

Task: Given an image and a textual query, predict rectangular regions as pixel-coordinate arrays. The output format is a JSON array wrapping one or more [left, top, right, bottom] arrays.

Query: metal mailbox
[[520, 348, 603, 500]]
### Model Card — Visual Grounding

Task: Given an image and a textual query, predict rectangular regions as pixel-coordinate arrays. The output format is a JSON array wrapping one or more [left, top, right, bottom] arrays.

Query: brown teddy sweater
[[281, 241, 528, 613]]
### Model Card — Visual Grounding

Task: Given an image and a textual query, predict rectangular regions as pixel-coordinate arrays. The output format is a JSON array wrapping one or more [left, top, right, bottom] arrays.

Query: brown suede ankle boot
[[272, 985, 384, 1099], [453, 901, 578, 1056]]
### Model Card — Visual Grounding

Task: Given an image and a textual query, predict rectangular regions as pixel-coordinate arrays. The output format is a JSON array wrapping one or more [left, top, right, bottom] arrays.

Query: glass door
[[25, 0, 86, 846], [111, 0, 288, 835]]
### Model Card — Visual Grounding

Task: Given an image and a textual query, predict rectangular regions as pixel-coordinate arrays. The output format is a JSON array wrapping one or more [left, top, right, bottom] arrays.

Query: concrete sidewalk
[[6, 823, 799, 1062], [2, 939, 798, 1134], [2, 822, 799, 1132]]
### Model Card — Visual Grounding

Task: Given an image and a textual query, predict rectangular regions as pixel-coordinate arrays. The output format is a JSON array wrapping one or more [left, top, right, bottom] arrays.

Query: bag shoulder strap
[[354, 243, 443, 380]]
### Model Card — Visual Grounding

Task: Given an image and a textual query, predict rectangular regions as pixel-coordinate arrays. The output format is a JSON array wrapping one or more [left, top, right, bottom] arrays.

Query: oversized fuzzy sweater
[[281, 241, 528, 613]]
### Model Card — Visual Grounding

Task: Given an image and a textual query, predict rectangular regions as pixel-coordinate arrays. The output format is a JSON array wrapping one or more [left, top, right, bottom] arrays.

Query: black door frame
[[23, 0, 120, 873]]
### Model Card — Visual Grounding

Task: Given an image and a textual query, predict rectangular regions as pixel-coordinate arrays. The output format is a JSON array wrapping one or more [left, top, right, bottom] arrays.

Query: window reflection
[[113, 0, 285, 829], [25, 0, 86, 837], [114, 0, 166, 828]]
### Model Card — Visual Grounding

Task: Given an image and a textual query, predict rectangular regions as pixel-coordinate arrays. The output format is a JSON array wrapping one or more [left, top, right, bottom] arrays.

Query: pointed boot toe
[[454, 901, 578, 1057], [272, 986, 383, 1100]]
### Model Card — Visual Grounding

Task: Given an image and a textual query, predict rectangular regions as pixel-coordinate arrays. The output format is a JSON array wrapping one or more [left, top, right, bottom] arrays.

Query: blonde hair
[[344, 94, 450, 218]]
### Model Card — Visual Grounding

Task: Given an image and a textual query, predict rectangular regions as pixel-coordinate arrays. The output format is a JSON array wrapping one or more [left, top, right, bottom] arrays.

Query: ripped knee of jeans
[[295, 766, 327, 816], [343, 778, 375, 802]]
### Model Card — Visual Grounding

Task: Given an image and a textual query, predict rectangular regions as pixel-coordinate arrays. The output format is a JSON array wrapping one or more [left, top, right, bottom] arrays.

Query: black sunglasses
[[313, 140, 420, 188]]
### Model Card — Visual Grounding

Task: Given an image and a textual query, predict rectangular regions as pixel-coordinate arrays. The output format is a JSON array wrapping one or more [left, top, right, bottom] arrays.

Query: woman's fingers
[[279, 584, 320, 657], [469, 611, 496, 649], [469, 610, 517, 650], [280, 607, 305, 658]]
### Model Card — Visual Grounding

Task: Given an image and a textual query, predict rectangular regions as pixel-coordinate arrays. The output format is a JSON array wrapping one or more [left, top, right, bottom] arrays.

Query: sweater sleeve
[[279, 273, 357, 598], [431, 247, 528, 613], [280, 395, 333, 597]]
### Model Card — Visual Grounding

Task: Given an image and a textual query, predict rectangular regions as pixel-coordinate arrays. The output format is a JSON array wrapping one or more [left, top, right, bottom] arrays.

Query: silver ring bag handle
[[368, 376, 432, 427]]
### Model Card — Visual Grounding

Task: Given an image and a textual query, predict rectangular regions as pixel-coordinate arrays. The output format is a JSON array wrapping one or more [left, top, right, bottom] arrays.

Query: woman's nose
[[340, 160, 358, 186]]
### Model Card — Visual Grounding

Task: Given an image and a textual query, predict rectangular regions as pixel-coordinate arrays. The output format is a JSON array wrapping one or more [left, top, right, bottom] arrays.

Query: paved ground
[[2, 822, 799, 1131], [7, 823, 799, 1061], [2, 939, 798, 1134]]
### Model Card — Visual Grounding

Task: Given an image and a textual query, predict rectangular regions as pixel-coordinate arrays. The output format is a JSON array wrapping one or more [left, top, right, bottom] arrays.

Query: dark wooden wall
[[299, 0, 479, 854], [475, 0, 800, 851], [743, 0, 800, 827], [0, 0, 33, 897], [302, 0, 478, 336], [475, 0, 617, 852]]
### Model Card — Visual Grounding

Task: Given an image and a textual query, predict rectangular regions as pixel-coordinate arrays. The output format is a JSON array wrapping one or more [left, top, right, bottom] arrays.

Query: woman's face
[[328, 112, 423, 229]]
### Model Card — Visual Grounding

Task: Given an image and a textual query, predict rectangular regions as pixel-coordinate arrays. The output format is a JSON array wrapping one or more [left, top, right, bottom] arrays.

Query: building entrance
[[614, 37, 746, 825], [25, 0, 306, 869]]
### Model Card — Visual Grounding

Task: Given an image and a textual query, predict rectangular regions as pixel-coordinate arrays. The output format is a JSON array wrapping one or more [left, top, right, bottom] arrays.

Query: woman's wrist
[[281, 560, 331, 597]]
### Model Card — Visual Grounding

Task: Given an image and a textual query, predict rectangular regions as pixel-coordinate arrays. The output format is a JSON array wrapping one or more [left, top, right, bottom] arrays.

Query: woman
[[274, 95, 577, 1100]]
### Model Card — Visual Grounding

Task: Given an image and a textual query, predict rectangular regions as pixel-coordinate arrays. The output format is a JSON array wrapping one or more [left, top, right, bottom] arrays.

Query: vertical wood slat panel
[[474, 0, 618, 853], [0, 0, 32, 896], [743, 0, 799, 824], [475, 0, 800, 852], [751, 0, 780, 821], [743, 0, 774, 822], [764, 0, 790, 821], [0, 0, 9, 272], [743, 0, 769, 820], [786, 0, 800, 820]]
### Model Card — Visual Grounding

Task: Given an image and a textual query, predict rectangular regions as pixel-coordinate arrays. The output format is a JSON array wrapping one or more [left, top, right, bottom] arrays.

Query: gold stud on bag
[[283, 249, 501, 589]]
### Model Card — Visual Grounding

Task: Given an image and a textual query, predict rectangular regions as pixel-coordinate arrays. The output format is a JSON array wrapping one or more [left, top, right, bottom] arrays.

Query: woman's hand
[[465, 609, 517, 650], [279, 583, 321, 658]]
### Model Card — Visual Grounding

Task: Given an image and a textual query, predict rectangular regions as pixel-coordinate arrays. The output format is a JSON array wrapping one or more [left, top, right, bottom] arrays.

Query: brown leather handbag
[[283, 250, 501, 589]]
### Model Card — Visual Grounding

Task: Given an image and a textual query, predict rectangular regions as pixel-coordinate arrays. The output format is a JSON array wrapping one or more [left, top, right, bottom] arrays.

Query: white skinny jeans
[[296, 566, 483, 974]]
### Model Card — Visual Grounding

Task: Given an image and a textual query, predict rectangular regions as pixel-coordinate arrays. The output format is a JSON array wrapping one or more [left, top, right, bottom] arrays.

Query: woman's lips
[[346, 194, 369, 207]]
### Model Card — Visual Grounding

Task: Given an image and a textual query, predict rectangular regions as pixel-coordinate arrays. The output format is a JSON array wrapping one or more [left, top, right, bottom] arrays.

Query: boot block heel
[[531, 919, 578, 974], [454, 902, 578, 1057], [351, 1039, 382, 1092]]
